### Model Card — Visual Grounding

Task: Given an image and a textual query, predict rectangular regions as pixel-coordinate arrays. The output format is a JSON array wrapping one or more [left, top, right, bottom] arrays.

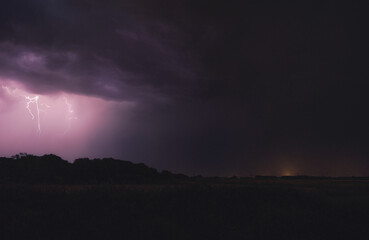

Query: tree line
[[0, 153, 189, 184]]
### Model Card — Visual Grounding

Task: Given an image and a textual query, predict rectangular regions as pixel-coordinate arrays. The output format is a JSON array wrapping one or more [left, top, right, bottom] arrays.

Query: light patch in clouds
[[0, 80, 136, 161], [17, 51, 46, 71]]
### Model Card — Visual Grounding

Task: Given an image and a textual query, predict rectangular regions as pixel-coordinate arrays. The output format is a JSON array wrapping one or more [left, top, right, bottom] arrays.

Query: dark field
[[1, 179, 369, 240]]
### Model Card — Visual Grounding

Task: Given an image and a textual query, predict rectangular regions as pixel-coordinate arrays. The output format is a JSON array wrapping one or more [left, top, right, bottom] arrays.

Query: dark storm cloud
[[0, 41, 147, 100], [0, 0, 200, 101], [1, 0, 369, 175]]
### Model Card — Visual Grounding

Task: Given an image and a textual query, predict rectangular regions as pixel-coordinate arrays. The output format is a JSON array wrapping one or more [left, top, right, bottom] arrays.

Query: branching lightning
[[2, 84, 48, 133], [25, 96, 42, 133], [2, 82, 79, 135]]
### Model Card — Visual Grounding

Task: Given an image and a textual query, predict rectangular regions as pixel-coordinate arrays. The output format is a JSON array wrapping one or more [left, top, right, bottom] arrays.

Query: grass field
[[1, 179, 369, 239]]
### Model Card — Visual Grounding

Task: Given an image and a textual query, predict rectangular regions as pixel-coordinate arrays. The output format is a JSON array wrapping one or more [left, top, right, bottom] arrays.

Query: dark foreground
[[1, 179, 369, 240]]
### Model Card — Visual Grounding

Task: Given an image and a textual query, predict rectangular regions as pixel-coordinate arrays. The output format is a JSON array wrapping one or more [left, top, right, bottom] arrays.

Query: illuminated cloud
[[0, 80, 136, 161], [0, 0, 368, 176]]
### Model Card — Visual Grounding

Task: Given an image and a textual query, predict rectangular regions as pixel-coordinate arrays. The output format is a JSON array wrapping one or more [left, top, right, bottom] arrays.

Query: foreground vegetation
[[2, 154, 369, 239], [1, 179, 369, 239]]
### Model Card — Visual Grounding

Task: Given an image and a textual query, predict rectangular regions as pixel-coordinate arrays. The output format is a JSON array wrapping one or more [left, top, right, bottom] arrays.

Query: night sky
[[0, 0, 368, 176]]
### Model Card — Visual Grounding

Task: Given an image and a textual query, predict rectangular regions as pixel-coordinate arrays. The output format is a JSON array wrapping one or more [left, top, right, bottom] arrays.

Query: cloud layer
[[1, 0, 369, 176]]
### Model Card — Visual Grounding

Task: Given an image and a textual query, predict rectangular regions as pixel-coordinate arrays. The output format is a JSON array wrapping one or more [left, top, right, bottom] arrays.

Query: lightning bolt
[[2, 84, 48, 134], [64, 97, 77, 134], [1, 85, 16, 96], [25, 96, 42, 133], [2, 82, 80, 135]]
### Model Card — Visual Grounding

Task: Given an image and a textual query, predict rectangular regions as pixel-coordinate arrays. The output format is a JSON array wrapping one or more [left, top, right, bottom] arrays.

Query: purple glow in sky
[[1, 0, 369, 176], [0, 79, 136, 161]]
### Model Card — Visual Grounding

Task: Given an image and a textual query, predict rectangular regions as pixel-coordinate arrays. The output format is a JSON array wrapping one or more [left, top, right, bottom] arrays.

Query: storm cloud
[[1, 0, 369, 176]]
